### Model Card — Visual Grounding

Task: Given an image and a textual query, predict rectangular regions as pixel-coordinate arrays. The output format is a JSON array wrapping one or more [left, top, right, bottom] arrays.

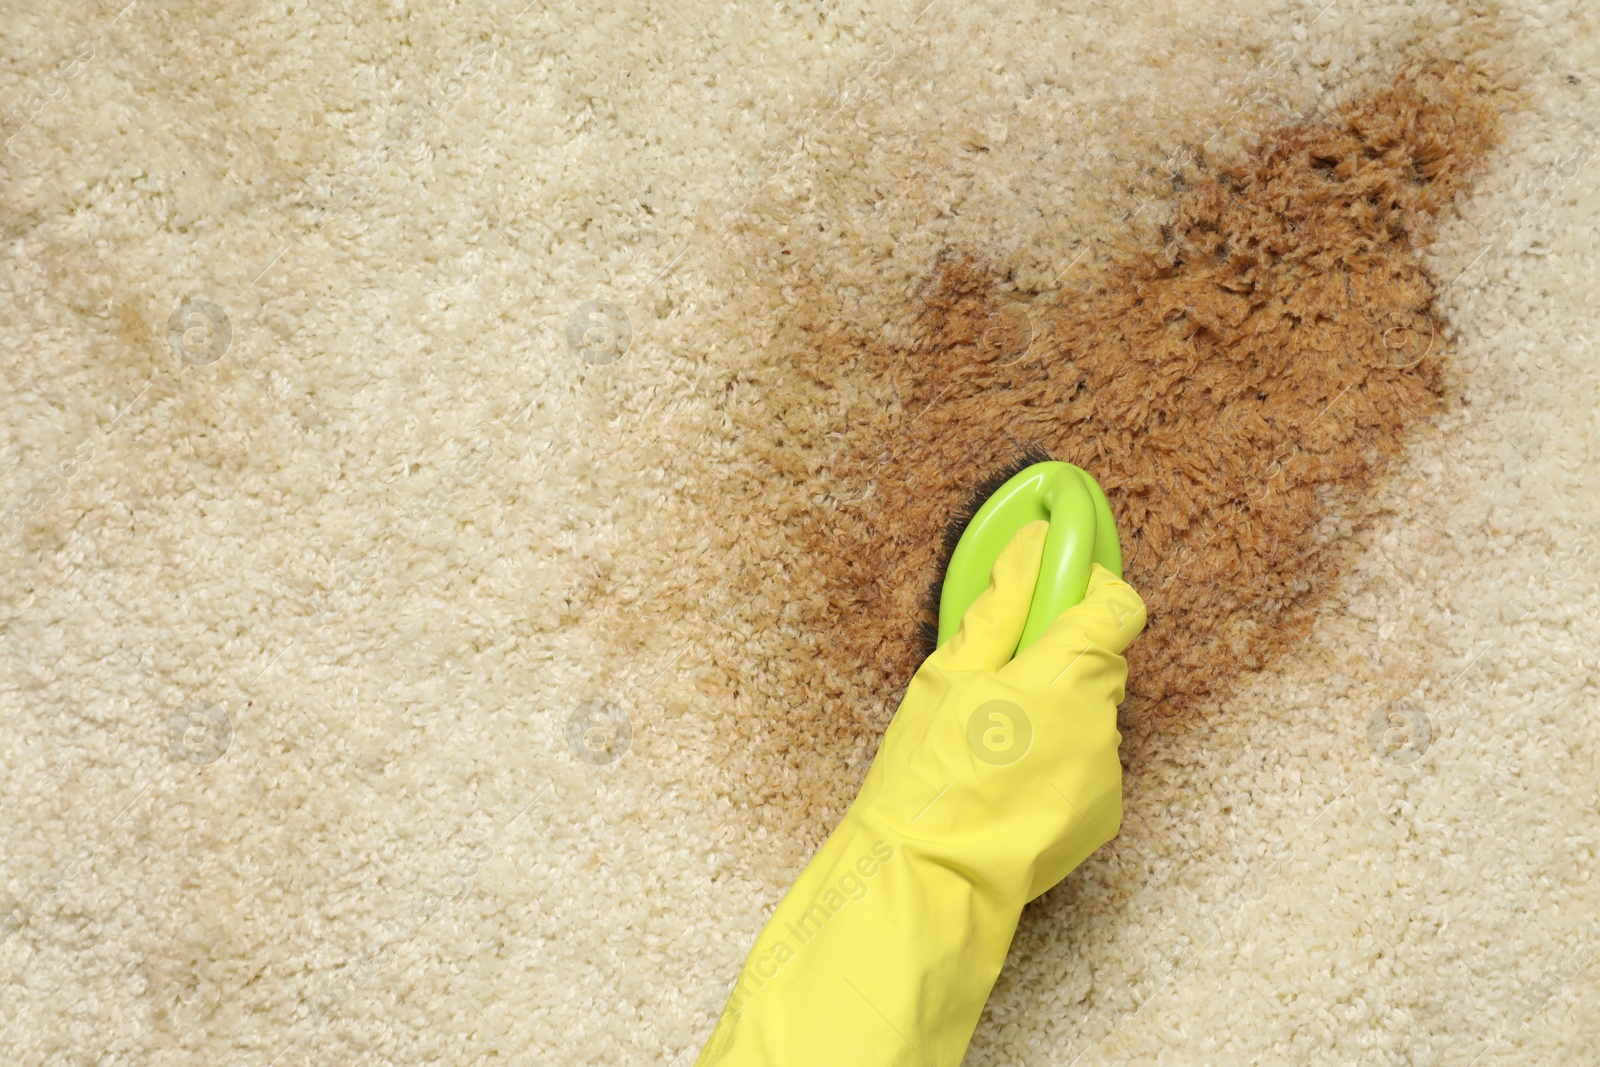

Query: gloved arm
[[696, 519, 1148, 1066]]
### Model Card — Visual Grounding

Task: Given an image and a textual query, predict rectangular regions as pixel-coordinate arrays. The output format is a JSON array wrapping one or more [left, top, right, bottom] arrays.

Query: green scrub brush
[[935, 457, 1123, 655]]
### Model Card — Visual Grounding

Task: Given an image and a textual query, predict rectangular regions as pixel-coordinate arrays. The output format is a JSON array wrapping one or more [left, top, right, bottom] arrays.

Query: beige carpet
[[2, 0, 1597, 1064]]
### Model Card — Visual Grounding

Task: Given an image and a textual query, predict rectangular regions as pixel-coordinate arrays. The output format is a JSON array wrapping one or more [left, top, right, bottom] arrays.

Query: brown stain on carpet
[[665, 54, 1516, 858]]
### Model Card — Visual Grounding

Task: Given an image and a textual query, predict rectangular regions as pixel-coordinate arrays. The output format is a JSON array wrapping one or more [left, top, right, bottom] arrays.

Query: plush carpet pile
[[2, 1, 1596, 1064]]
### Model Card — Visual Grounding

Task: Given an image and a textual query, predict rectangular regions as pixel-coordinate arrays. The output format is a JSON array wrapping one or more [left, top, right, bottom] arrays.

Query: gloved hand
[[696, 519, 1148, 1066]]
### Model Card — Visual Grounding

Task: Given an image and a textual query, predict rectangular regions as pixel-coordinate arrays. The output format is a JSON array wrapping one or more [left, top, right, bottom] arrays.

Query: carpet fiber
[[2, 1, 1597, 1064]]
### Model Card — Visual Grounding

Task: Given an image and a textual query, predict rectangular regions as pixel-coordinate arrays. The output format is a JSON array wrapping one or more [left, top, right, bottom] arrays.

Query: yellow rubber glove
[[696, 520, 1148, 1066]]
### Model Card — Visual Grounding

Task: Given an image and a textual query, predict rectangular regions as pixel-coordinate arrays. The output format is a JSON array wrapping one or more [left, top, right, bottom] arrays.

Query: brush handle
[[936, 462, 1122, 654]]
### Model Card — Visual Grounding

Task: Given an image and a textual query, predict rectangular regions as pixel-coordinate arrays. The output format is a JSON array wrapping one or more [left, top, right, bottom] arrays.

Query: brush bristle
[[914, 445, 1055, 660]]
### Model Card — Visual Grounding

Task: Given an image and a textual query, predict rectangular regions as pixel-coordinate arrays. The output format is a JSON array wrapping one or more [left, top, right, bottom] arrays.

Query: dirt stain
[[652, 51, 1517, 860]]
